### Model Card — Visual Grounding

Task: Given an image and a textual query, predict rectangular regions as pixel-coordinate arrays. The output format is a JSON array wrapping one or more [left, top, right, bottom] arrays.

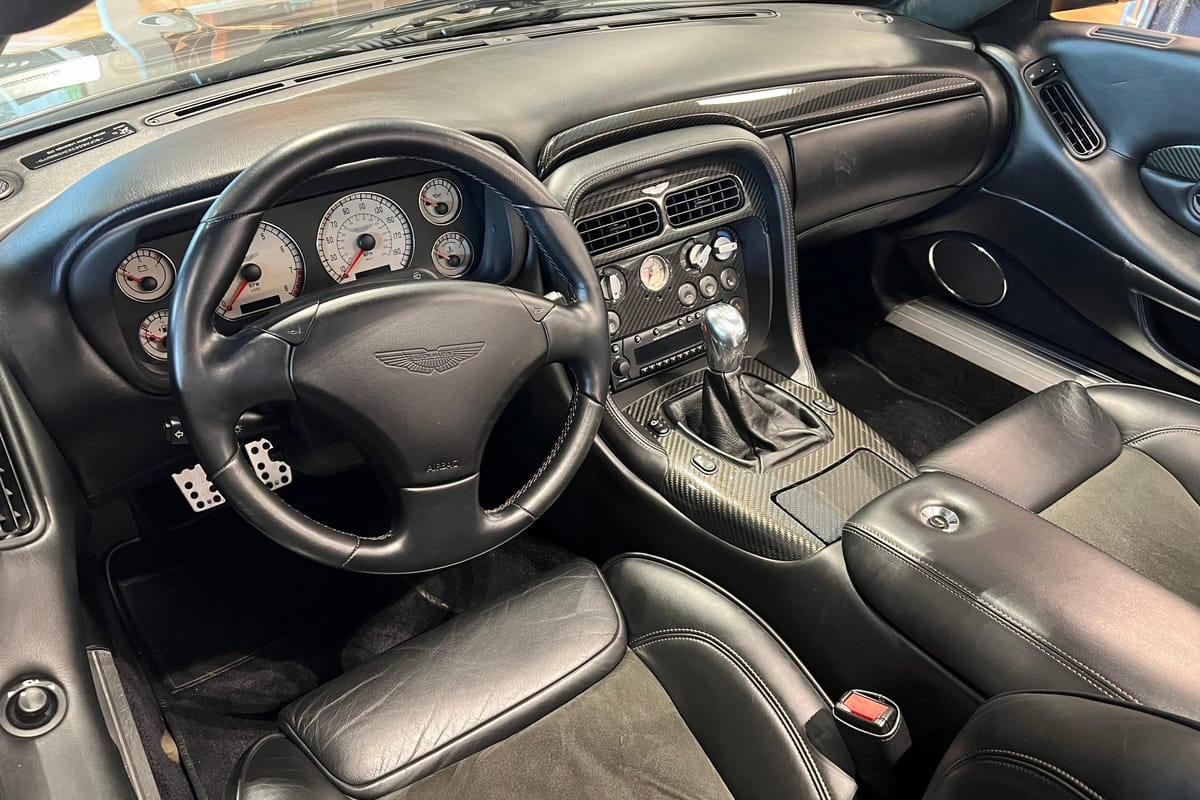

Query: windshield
[[0, 0, 645, 135]]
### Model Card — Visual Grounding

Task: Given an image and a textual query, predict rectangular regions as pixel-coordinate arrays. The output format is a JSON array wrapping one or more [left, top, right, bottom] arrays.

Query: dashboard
[[0, 3, 1010, 502]]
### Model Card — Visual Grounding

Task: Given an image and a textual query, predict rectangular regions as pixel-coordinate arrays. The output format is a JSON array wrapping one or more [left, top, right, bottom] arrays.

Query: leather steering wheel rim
[[169, 119, 609, 573]]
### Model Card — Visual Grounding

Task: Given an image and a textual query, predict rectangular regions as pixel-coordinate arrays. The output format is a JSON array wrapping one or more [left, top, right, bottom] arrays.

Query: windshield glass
[[0, 0, 635, 134]]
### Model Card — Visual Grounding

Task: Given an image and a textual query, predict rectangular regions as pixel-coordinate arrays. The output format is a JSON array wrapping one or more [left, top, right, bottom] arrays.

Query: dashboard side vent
[[0, 436, 31, 540], [1038, 80, 1105, 159], [664, 177, 744, 227], [576, 201, 662, 254]]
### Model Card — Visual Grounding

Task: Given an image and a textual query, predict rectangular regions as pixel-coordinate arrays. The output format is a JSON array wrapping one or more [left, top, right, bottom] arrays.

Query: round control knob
[[3, 678, 66, 737], [607, 311, 621, 336], [699, 274, 719, 299], [599, 270, 625, 303], [713, 232, 739, 262], [719, 267, 740, 291], [677, 282, 698, 307], [612, 356, 631, 379], [15, 686, 49, 719], [686, 242, 712, 272]]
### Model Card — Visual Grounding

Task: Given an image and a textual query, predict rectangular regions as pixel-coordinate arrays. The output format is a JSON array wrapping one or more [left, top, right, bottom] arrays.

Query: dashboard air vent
[[1038, 81, 1104, 159], [576, 201, 662, 254], [664, 177, 744, 227], [0, 436, 31, 540]]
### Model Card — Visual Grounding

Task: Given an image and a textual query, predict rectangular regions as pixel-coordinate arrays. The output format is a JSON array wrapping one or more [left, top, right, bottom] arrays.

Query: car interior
[[1, 0, 1200, 797]]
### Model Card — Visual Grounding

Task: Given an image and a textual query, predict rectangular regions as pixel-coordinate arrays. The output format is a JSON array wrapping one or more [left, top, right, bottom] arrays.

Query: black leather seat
[[230, 554, 1200, 799], [844, 380, 1200, 719]]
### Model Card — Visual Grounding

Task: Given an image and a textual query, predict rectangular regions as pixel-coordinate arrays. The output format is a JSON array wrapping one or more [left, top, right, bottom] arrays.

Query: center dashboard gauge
[[639, 254, 670, 292], [418, 177, 462, 225], [317, 192, 414, 283], [138, 309, 169, 361], [217, 222, 305, 321], [116, 248, 174, 302], [431, 232, 473, 277]]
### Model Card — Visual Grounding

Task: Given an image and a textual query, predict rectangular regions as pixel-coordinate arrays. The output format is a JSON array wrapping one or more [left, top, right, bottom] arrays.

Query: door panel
[[891, 19, 1200, 392]]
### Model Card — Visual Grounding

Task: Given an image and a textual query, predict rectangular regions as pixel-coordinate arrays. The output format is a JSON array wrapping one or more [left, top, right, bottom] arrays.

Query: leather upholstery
[[604, 555, 857, 800], [924, 693, 1200, 799], [278, 560, 625, 798], [916, 381, 1121, 511]]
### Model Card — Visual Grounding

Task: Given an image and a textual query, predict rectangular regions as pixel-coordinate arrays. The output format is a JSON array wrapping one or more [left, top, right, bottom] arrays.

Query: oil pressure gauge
[[432, 232, 473, 277], [419, 177, 462, 225], [116, 249, 174, 302], [138, 309, 169, 361]]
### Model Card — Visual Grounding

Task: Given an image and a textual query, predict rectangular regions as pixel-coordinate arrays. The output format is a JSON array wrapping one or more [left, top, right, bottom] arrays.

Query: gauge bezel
[[418, 177, 463, 226], [216, 221, 306, 321], [316, 191, 415, 283], [115, 248, 175, 303], [138, 309, 170, 361], [431, 231, 474, 278], [639, 254, 671, 293]]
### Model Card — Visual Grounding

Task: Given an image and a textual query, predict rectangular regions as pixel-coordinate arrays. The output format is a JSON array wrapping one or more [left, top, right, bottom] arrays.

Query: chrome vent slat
[[576, 201, 663, 254], [1038, 82, 1104, 158], [0, 436, 31, 539], [663, 177, 744, 227]]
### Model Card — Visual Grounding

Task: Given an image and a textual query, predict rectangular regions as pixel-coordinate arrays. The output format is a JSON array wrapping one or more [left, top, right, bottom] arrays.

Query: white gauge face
[[419, 177, 462, 225], [639, 254, 671, 292], [116, 248, 175, 302], [431, 232, 473, 277], [217, 222, 306, 321], [138, 309, 170, 361], [317, 192, 414, 283]]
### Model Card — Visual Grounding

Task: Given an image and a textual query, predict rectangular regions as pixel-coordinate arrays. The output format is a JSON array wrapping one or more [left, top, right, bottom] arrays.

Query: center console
[[544, 125, 914, 563]]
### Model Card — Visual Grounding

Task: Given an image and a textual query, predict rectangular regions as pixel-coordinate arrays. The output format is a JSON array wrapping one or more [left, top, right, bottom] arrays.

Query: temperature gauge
[[138, 309, 170, 361], [419, 177, 462, 225], [431, 232, 473, 277], [116, 249, 175, 302]]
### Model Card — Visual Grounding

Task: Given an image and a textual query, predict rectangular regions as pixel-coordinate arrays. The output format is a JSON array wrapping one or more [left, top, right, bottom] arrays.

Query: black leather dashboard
[[0, 2, 1010, 500]]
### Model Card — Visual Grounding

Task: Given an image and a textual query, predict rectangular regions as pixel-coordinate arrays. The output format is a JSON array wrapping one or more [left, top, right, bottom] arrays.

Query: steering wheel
[[169, 120, 609, 573]]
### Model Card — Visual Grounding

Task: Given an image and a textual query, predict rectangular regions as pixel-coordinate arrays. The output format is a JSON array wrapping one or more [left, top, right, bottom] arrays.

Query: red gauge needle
[[341, 248, 365, 282], [421, 195, 438, 206], [120, 271, 143, 282], [227, 279, 252, 310], [143, 332, 166, 342]]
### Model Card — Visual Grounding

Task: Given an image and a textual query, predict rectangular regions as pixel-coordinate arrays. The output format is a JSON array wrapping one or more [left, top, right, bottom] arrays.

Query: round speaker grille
[[928, 239, 1007, 308]]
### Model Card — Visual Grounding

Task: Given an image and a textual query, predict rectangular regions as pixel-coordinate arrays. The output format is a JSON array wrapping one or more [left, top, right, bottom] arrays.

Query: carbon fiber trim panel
[[774, 450, 908, 545], [1146, 145, 1200, 181], [621, 360, 915, 560], [539, 73, 981, 174]]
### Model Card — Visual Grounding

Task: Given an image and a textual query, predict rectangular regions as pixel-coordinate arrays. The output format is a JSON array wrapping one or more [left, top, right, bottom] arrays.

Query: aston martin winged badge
[[374, 342, 485, 374]]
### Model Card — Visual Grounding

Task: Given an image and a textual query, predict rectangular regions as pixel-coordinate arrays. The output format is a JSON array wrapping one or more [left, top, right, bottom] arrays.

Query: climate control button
[[677, 282, 698, 307], [713, 231, 739, 262], [699, 275, 719, 299], [600, 270, 625, 303], [719, 267, 740, 291]]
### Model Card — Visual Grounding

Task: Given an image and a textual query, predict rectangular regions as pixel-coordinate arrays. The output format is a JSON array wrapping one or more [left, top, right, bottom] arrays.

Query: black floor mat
[[108, 518, 574, 800], [814, 325, 1029, 462]]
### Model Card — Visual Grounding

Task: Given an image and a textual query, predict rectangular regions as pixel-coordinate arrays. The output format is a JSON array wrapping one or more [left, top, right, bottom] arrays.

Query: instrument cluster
[[111, 171, 482, 364]]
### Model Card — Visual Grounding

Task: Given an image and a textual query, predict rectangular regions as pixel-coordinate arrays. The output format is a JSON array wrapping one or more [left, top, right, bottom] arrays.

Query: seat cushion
[[916, 380, 1200, 606]]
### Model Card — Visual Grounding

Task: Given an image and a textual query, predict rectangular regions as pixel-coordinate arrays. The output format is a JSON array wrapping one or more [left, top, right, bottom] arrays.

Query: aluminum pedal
[[171, 438, 292, 512]]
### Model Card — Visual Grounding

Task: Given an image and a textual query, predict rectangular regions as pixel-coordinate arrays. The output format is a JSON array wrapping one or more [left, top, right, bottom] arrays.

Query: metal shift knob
[[701, 303, 747, 374]]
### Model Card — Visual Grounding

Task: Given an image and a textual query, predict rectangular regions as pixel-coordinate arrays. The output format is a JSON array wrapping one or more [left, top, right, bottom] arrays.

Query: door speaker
[[928, 239, 1007, 308]]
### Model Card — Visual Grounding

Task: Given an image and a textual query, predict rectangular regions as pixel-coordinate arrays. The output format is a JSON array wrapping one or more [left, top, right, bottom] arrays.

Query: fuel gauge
[[419, 177, 462, 225], [432, 232, 473, 277], [138, 309, 170, 361]]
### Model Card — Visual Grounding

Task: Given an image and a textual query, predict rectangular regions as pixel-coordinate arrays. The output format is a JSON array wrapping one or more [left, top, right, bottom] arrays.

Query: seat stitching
[[941, 750, 1105, 800], [846, 524, 1137, 702], [1123, 426, 1200, 446], [630, 628, 831, 800]]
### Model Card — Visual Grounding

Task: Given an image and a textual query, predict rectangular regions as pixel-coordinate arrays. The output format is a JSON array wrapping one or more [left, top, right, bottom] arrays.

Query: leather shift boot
[[667, 371, 831, 468]]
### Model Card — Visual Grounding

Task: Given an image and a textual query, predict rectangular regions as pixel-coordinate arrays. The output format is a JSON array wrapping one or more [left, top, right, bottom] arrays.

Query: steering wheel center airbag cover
[[289, 281, 548, 486]]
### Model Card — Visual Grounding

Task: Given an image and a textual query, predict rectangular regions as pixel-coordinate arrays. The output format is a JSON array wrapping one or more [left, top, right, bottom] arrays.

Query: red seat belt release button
[[835, 690, 897, 733]]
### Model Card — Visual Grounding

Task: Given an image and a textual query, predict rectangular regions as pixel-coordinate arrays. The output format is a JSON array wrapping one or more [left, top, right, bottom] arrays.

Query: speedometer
[[317, 192, 414, 283]]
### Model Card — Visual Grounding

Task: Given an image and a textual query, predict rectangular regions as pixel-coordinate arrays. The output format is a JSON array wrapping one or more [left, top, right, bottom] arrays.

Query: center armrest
[[842, 471, 1200, 719]]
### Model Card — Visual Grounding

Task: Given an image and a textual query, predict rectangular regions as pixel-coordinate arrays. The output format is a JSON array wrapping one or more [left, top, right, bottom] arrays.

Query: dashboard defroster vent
[[576, 201, 663, 254], [0, 436, 31, 540], [664, 177, 744, 227], [1038, 81, 1104, 159]]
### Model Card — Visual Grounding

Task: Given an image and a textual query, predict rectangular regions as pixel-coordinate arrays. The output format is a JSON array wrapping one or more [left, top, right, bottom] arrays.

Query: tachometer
[[217, 222, 305, 321], [116, 248, 175, 302], [419, 177, 462, 225], [317, 192, 414, 283]]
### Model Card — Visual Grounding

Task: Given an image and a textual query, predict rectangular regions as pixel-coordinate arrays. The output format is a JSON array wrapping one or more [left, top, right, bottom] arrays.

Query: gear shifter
[[679, 303, 829, 466]]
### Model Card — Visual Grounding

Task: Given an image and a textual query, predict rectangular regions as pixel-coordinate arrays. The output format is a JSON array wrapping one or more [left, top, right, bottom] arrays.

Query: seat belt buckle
[[833, 691, 911, 798]]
